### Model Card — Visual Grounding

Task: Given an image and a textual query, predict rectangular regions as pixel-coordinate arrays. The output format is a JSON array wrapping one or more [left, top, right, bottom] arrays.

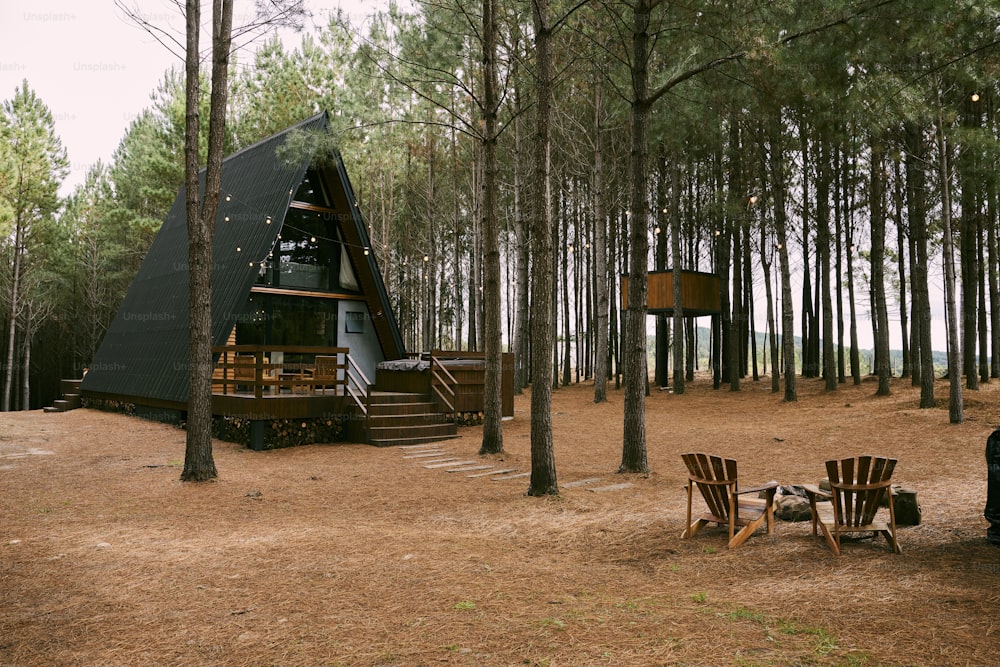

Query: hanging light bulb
[[971, 92, 981, 102]]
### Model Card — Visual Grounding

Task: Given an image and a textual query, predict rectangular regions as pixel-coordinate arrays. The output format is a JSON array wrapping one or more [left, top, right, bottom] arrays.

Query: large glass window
[[236, 294, 338, 348]]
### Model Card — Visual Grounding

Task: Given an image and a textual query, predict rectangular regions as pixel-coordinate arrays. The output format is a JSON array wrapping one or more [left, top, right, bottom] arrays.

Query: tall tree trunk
[[551, 191, 560, 390], [527, 0, 558, 495], [937, 106, 964, 423], [592, 77, 609, 403], [3, 216, 24, 412], [770, 113, 797, 401], [978, 214, 989, 384], [671, 162, 684, 394], [761, 223, 780, 393], [817, 141, 836, 390], [959, 96, 980, 389], [561, 199, 571, 386], [621, 0, 651, 475], [799, 120, 815, 379], [654, 153, 668, 388], [892, 160, 910, 379], [906, 122, 935, 406], [424, 140, 437, 352], [512, 82, 530, 393], [870, 135, 891, 396], [834, 144, 847, 384], [182, 0, 233, 482], [479, 0, 503, 455], [20, 315, 30, 410], [989, 168, 1000, 379]]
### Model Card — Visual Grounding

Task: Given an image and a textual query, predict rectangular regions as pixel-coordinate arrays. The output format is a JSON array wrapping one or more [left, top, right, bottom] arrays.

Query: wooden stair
[[43, 379, 83, 413], [365, 391, 458, 447]]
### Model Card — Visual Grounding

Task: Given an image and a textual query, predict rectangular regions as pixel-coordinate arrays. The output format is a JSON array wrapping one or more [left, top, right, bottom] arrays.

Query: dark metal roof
[[82, 112, 403, 405]]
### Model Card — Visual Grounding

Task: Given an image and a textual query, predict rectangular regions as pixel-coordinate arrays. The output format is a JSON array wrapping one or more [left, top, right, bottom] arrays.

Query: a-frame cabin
[[81, 112, 469, 449]]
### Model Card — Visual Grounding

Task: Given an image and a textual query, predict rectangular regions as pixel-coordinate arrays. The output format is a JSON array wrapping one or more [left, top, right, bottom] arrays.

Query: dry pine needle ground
[[2, 375, 999, 666]]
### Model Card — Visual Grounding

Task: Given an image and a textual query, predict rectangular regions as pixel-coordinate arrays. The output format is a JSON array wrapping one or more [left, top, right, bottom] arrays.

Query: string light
[[971, 92, 981, 102], [215, 186, 376, 270]]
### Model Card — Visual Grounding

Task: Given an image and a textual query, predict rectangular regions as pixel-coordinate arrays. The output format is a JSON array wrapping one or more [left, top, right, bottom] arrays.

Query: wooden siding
[[620, 270, 721, 315]]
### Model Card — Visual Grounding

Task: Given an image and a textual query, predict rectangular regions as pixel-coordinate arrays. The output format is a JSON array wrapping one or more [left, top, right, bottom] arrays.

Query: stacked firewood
[[453, 411, 484, 426], [213, 416, 343, 449]]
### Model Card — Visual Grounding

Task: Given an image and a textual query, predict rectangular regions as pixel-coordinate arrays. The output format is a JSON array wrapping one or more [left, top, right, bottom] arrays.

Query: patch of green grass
[[725, 607, 768, 624], [778, 621, 839, 655], [453, 600, 476, 611], [690, 591, 707, 603], [538, 617, 566, 630], [702, 545, 717, 554]]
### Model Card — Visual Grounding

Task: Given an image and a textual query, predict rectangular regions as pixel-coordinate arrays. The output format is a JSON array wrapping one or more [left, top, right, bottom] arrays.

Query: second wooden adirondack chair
[[803, 455, 901, 556], [681, 452, 778, 549]]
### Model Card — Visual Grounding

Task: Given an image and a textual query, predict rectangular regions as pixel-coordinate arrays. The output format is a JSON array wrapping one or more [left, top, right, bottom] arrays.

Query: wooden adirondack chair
[[681, 453, 778, 549], [803, 455, 900, 556]]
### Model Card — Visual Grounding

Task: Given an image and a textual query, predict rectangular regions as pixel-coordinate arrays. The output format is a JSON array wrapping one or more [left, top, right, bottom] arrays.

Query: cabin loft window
[[292, 169, 328, 206], [255, 169, 361, 294]]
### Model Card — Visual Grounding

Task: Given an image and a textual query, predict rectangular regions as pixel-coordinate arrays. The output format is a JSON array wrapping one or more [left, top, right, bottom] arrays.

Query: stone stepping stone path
[[588, 482, 634, 492], [396, 444, 632, 492], [425, 459, 477, 469], [562, 477, 603, 488]]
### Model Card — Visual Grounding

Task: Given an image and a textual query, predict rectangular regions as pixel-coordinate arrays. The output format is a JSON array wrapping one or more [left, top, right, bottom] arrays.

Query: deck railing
[[212, 345, 370, 414], [427, 351, 467, 413]]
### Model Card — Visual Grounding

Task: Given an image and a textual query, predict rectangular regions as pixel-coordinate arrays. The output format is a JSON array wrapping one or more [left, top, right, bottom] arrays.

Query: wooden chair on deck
[[308, 355, 342, 395], [803, 455, 900, 556], [233, 354, 275, 395], [681, 453, 778, 549]]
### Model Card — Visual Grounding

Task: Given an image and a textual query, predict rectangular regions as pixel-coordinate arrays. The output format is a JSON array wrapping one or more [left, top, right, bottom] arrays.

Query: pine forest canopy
[[2, 0, 999, 417]]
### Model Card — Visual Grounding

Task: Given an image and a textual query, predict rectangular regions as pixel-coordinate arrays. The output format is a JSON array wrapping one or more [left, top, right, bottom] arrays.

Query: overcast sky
[[0, 0, 387, 194]]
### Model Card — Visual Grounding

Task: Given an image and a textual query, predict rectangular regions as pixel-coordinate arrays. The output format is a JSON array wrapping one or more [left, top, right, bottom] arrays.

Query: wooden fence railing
[[211, 345, 370, 414]]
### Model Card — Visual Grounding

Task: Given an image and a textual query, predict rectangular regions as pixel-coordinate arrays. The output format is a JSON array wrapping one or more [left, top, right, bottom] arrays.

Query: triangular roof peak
[[82, 113, 403, 406]]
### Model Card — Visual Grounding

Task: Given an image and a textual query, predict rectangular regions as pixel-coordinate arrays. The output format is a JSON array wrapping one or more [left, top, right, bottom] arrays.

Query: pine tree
[[0, 80, 68, 411]]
